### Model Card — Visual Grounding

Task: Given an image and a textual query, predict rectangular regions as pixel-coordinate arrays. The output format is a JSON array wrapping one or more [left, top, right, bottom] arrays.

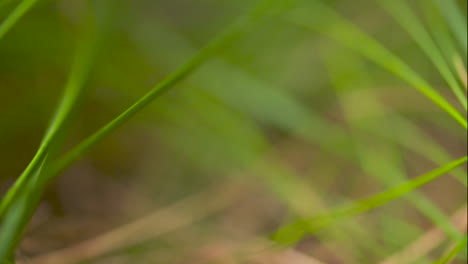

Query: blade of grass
[[0, 6, 102, 218], [0, 2, 111, 260], [286, 0, 467, 129], [0, 0, 39, 40], [434, 235, 468, 264], [273, 156, 468, 245], [378, 0, 467, 109], [0, 4, 294, 256]]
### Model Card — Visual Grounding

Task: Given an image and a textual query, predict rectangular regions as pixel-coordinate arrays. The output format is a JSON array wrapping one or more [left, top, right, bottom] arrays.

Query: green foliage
[[0, 0, 465, 263]]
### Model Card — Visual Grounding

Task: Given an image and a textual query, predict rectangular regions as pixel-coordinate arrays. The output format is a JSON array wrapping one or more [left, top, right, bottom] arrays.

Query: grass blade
[[0, 0, 39, 40], [0, 1, 110, 260], [0, 8, 101, 218], [273, 156, 468, 245]]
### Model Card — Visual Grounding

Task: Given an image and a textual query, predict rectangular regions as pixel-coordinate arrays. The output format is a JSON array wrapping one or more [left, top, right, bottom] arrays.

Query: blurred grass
[[0, 0, 466, 263]]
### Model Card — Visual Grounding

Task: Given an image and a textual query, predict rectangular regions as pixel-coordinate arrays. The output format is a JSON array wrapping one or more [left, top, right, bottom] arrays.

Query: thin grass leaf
[[44, 0, 292, 184], [0, 2, 111, 260], [287, 0, 467, 129], [378, 0, 467, 109], [0, 0, 39, 40], [0, 8, 102, 218], [273, 156, 468, 245], [434, 235, 468, 264]]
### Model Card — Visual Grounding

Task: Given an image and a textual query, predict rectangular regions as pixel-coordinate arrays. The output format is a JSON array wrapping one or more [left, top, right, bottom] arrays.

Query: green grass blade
[[378, 0, 467, 110], [287, 0, 467, 129], [273, 156, 468, 245], [46, 0, 289, 182], [0, 11, 101, 218], [0, 0, 39, 40], [434, 235, 468, 264], [0, 2, 112, 259]]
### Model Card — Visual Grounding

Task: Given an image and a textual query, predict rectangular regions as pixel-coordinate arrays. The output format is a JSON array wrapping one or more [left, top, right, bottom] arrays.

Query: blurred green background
[[0, 0, 466, 263]]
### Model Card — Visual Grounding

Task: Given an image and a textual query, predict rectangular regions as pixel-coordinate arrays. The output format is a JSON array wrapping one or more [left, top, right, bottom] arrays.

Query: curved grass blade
[[434, 235, 468, 264], [287, 0, 467, 129], [0, 9, 102, 218], [45, 0, 292, 183], [378, 0, 467, 109], [0, 2, 113, 260], [0, 0, 39, 40], [273, 156, 468, 245]]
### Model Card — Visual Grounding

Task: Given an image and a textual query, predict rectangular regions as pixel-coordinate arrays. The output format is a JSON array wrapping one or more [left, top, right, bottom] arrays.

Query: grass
[[0, 0, 293, 261], [0, 0, 39, 40], [377, 0, 466, 110], [325, 49, 463, 240], [0, 0, 109, 259], [0, 0, 466, 263], [287, 0, 467, 129], [435, 235, 468, 264]]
